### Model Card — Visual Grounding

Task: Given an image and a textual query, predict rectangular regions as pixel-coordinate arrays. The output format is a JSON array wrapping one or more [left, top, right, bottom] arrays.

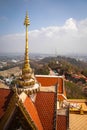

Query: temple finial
[[16, 12, 40, 95], [24, 11, 30, 26], [22, 11, 31, 75]]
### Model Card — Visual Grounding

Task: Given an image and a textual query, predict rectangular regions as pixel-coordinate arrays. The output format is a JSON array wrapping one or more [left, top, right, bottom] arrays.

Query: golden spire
[[20, 12, 35, 86], [22, 12, 31, 76], [16, 12, 40, 95], [24, 12, 30, 26]]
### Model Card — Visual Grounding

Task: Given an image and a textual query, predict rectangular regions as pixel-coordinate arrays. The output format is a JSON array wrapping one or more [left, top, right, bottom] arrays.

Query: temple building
[[0, 13, 69, 130]]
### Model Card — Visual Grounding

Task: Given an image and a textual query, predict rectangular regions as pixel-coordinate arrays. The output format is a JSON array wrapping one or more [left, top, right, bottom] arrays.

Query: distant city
[[0, 52, 87, 62]]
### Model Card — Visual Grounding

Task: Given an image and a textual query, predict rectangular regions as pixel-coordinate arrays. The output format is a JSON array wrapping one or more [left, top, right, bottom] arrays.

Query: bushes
[[65, 81, 86, 99], [35, 65, 49, 75], [0, 75, 4, 80]]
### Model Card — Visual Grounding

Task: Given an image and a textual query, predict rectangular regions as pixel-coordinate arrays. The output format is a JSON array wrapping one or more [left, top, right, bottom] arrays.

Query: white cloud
[[0, 33, 25, 53], [63, 18, 77, 30], [0, 18, 87, 55]]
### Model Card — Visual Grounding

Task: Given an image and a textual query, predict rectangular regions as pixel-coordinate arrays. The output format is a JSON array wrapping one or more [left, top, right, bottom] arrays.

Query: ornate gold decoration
[[23, 11, 31, 75], [22, 12, 35, 86], [0, 91, 38, 129], [17, 12, 36, 88], [15, 12, 40, 95], [18, 98, 38, 130], [0, 92, 18, 130]]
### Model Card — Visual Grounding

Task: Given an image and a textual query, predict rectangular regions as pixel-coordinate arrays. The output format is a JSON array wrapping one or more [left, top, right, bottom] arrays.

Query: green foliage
[[81, 69, 87, 77], [41, 56, 87, 75], [48, 60, 58, 69], [35, 65, 49, 75], [0, 75, 4, 80], [65, 81, 86, 99], [11, 79, 16, 86]]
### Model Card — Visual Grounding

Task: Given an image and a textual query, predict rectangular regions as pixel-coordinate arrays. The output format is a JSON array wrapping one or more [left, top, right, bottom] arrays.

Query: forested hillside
[[35, 56, 87, 99], [0, 55, 87, 99]]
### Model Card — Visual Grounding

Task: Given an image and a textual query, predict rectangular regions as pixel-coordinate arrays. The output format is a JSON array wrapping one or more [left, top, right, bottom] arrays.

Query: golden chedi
[[16, 12, 40, 95]]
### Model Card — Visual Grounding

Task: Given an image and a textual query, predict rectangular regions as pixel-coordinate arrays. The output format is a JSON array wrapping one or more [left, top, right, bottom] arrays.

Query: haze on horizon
[[0, 0, 87, 56]]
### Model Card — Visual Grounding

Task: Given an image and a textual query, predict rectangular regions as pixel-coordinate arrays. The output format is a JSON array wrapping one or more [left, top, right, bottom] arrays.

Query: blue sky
[[0, 0, 87, 55]]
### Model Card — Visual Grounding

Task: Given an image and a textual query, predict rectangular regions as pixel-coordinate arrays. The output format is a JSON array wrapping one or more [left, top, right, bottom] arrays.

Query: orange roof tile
[[36, 75, 63, 94], [24, 95, 43, 130], [58, 94, 66, 101], [0, 88, 13, 119], [35, 92, 56, 130], [57, 115, 67, 130]]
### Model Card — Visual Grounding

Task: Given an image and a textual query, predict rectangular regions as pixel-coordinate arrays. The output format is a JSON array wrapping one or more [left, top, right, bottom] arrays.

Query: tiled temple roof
[[0, 88, 14, 119], [35, 92, 56, 130], [36, 75, 63, 92], [22, 92, 43, 130], [0, 75, 67, 129], [36, 75, 67, 100], [57, 115, 67, 130]]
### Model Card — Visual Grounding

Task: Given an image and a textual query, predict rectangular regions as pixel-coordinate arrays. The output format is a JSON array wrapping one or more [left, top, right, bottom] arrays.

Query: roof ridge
[[19, 92, 27, 103], [18, 96, 38, 129]]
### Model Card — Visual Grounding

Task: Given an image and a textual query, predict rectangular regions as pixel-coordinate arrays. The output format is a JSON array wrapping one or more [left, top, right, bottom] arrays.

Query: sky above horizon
[[0, 0, 87, 55]]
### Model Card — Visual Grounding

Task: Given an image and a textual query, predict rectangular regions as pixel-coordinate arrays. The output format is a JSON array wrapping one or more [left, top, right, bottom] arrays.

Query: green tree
[[35, 65, 49, 75], [0, 75, 4, 80], [65, 81, 86, 99]]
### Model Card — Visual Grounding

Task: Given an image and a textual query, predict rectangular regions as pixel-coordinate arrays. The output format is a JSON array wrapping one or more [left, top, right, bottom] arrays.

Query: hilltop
[[0, 55, 87, 99]]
